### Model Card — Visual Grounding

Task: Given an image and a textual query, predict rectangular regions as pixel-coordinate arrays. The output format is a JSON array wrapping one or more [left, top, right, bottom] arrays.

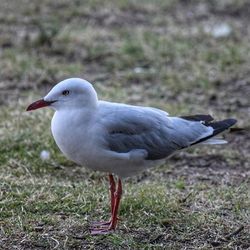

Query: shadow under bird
[[27, 78, 237, 235]]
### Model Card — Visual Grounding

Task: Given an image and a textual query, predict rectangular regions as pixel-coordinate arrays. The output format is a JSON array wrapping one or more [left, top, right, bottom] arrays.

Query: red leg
[[90, 177, 123, 235], [90, 174, 116, 227], [108, 178, 122, 230], [109, 174, 116, 214]]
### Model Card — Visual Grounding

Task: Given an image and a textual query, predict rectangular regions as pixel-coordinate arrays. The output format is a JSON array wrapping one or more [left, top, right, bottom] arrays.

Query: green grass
[[0, 0, 250, 248]]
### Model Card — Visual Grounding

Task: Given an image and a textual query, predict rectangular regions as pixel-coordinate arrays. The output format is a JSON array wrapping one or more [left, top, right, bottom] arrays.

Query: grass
[[0, 0, 250, 249]]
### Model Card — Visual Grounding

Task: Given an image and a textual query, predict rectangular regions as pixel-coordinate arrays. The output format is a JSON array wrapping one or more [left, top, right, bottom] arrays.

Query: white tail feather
[[201, 138, 228, 145]]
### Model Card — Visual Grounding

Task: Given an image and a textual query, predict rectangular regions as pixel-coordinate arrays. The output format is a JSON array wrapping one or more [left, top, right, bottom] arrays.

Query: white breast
[[51, 110, 95, 166]]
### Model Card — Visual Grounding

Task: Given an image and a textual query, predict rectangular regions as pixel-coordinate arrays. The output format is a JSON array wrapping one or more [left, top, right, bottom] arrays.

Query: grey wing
[[102, 106, 214, 160]]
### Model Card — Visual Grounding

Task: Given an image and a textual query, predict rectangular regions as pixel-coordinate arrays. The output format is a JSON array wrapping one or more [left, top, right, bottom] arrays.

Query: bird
[[26, 78, 237, 235]]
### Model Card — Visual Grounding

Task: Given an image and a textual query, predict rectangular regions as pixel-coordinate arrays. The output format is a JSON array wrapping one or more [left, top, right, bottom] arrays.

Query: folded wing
[[101, 104, 235, 160]]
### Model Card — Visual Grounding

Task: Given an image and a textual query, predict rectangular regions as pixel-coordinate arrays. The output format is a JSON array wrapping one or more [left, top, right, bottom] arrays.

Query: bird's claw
[[90, 221, 115, 235], [89, 219, 118, 234], [90, 220, 111, 227], [90, 217, 120, 228]]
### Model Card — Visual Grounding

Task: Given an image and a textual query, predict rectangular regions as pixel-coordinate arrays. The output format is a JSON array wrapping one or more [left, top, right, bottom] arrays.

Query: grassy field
[[0, 0, 249, 249]]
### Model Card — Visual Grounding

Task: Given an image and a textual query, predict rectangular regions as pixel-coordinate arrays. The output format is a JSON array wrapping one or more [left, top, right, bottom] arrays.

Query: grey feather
[[99, 102, 213, 160]]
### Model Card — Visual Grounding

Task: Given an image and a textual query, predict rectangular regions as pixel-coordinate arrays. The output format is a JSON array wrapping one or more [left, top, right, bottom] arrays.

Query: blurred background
[[1, 0, 249, 117], [0, 0, 249, 249]]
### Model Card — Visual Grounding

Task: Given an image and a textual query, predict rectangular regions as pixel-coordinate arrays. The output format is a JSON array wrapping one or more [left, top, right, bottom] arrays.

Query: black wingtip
[[180, 114, 214, 123], [226, 118, 237, 127], [191, 118, 237, 146], [210, 118, 237, 132]]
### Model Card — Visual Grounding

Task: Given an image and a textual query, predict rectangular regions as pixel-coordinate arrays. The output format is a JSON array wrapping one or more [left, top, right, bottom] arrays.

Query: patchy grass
[[0, 0, 250, 249]]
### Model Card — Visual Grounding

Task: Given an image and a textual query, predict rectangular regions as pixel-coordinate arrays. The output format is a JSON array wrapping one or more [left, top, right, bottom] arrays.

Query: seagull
[[27, 78, 237, 234]]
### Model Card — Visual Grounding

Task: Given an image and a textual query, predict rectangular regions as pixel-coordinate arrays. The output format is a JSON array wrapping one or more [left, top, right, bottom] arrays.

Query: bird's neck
[[56, 105, 97, 124]]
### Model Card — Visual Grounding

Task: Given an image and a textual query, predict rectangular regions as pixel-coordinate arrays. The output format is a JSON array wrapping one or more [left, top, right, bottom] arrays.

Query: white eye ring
[[62, 90, 69, 96]]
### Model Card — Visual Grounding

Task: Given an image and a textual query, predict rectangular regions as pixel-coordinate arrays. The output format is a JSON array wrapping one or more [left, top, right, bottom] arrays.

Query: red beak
[[26, 99, 55, 111]]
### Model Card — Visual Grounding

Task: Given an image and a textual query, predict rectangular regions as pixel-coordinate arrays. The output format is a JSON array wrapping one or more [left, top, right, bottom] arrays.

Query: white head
[[27, 78, 98, 111]]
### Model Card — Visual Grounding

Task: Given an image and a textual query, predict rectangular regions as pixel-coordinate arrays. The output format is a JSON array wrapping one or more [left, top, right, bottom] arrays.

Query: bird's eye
[[62, 90, 69, 96]]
